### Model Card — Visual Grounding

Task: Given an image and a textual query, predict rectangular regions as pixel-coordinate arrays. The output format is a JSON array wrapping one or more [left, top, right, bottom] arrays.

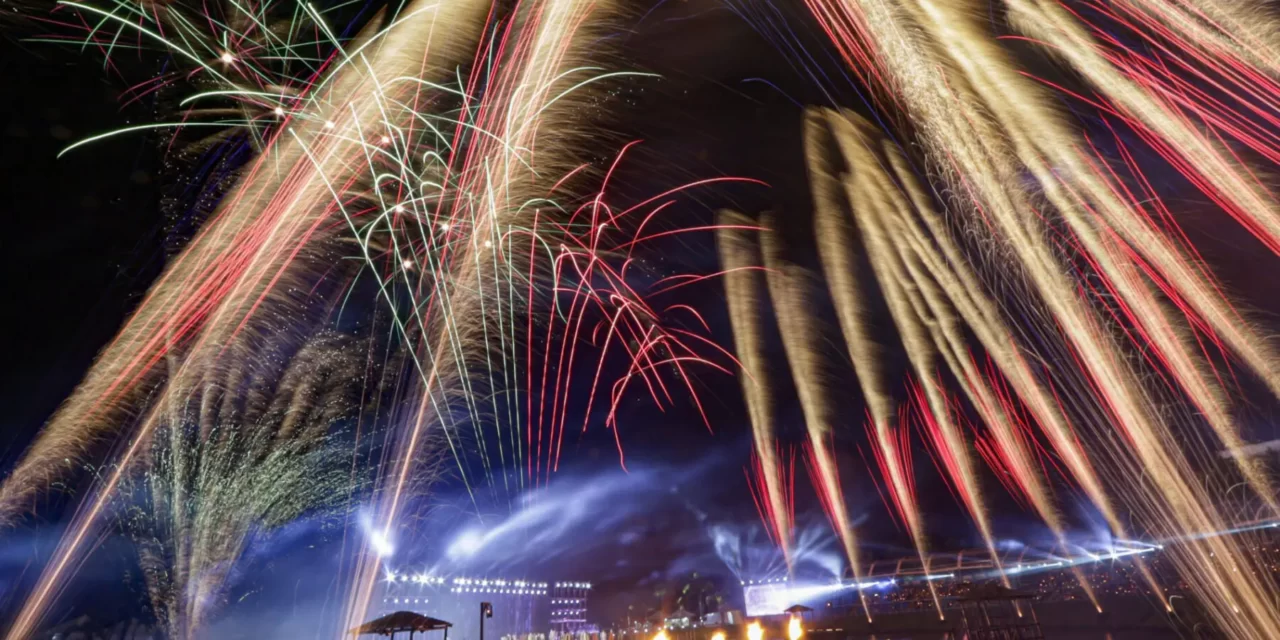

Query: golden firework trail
[[833, 137, 1006, 620], [829, 112, 1104, 610], [804, 114, 939, 620], [757, 214, 873, 620], [6, 0, 746, 633], [4, 3, 489, 636], [905, 0, 1275, 515], [6, 0, 1280, 635], [869, 130, 1173, 610], [717, 212, 794, 564], [795, 0, 1280, 635], [339, 0, 634, 629]]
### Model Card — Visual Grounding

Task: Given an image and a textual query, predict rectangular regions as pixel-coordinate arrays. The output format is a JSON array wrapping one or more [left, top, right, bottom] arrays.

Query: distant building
[[378, 573, 592, 639], [551, 581, 593, 632]]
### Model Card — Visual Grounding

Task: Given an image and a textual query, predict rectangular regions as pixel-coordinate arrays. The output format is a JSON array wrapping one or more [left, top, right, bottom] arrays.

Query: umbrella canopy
[[783, 605, 813, 614], [351, 612, 453, 636]]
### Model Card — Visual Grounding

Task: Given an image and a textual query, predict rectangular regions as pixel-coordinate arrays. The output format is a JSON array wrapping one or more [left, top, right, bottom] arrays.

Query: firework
[[718, 214, 794, 563], [814, 108, 1109, 611], [6, 0, 744, 633], [124, 332, 361, 639], [0, 0, 485, 524], [784, 0, 1280, 635], [10, 0, 1278, 637], [805, 111, 944, 620], [757, 214, 875, 619], [2, 1, 490, 634]]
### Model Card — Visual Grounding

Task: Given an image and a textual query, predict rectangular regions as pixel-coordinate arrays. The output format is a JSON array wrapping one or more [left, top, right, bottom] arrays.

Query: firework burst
[[121, 332, 362, 639], [3, 0, 743, 634], [717, 1, 1280, 636]]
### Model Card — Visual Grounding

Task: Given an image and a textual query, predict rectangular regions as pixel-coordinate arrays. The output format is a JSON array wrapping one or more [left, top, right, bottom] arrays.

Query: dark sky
[[0, 33, 167, 472], [0, 4, 891, 630], [0, 0, 867, 623], [5, 0, 1280, 633], [0, 0, 861, 520]]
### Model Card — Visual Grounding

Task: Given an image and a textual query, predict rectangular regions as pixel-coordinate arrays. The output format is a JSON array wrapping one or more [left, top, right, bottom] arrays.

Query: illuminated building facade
[[378, 574, 591, 639], [551, 581, 592, 632]]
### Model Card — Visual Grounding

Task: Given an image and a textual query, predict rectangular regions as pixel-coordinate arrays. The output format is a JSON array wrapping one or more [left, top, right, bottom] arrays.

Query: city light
[[374, 523, 1270, 637], [360, 515, 394, 559], [743, 580, 857, 616]]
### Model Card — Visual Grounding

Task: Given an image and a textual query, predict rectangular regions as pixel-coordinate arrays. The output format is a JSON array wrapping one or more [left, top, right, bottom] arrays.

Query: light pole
[[481, 602, 493, 640]]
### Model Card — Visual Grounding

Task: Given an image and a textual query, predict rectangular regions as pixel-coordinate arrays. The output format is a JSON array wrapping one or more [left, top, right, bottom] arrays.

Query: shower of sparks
[[123, 333, 361, 639], [5, 0, 1280, 637], [711, 0, 1280, 636], [2, 0, 750, 635]]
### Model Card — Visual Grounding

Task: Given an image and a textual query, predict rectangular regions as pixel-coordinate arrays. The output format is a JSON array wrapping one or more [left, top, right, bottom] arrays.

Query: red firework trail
[[746, 444, 797, 549]]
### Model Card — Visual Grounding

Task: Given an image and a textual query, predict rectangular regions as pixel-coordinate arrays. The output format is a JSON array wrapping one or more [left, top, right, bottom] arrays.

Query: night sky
[[4, 0, 1280, 634], [1, 36, 164, 473], [0, 2, 875, 627], [0, 0, 856, 525]]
